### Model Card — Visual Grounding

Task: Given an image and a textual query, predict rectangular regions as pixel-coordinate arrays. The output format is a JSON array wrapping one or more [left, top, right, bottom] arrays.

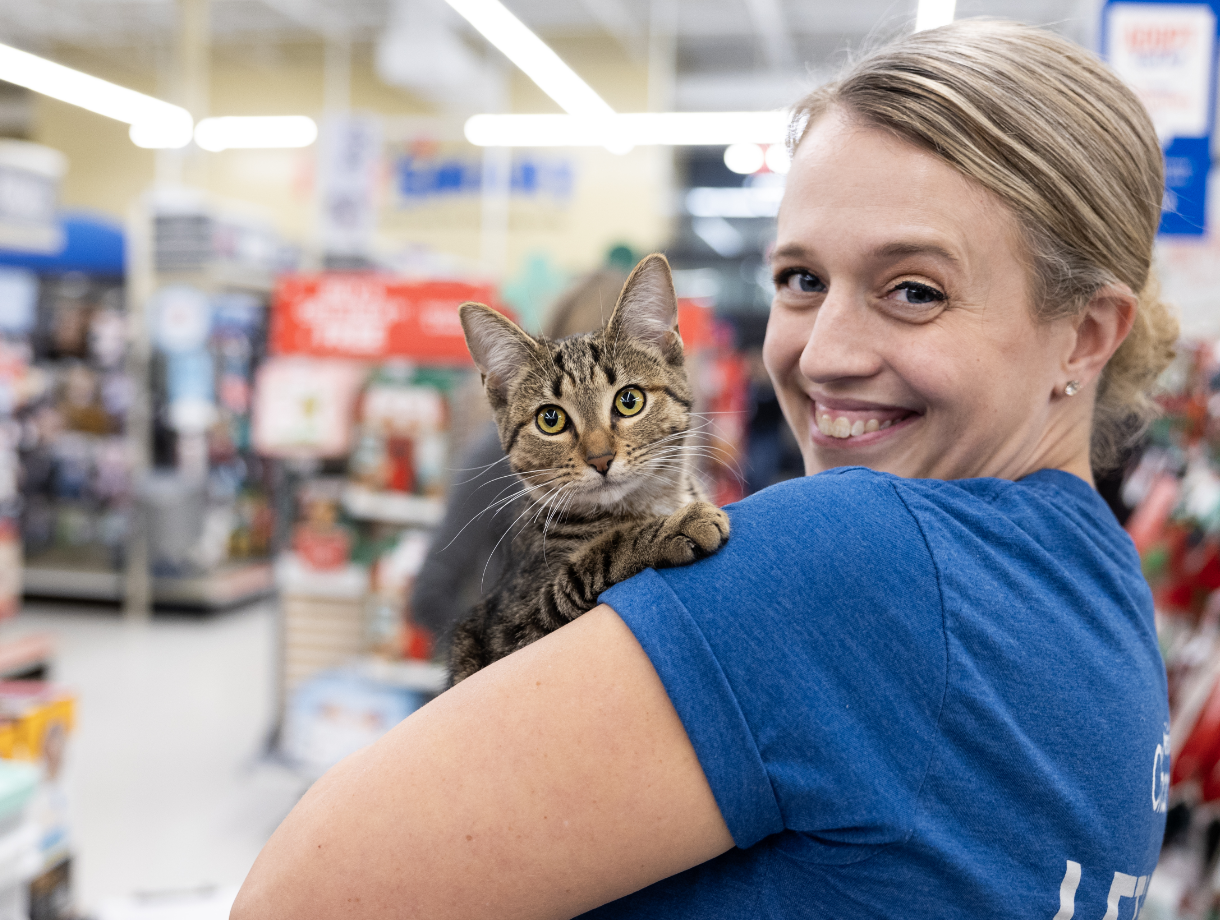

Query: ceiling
[[0, 0, 1105, 109]]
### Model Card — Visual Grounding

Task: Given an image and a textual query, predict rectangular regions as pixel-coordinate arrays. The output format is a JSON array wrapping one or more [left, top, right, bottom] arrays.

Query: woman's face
[[764, 109, 1077, 481]]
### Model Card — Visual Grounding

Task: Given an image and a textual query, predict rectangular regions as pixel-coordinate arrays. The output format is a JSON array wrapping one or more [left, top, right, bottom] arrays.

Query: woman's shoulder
[[728, 466, 908, 518], [715, 466, 1129, 587], [733, 467, 1114, 532], [659, 468, 940, 614], [723, 467, 924, 551]]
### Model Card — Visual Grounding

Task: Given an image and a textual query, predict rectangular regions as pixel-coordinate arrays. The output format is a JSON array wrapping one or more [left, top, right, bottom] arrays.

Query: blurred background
[[0, 0, 1218, 916]]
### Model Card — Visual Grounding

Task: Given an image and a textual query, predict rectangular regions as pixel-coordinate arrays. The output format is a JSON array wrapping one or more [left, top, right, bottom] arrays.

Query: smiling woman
[[767, 109, 1105, 483], [232, 20, 1175, 920]]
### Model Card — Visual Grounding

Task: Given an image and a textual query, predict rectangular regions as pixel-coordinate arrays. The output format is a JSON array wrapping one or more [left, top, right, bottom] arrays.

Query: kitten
[[448, 254, 730, 685]]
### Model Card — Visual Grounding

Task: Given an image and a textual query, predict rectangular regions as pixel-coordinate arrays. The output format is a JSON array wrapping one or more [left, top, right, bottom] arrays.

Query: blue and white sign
[[394, 153, 574, 206], [1103, 1, 1220, 235]]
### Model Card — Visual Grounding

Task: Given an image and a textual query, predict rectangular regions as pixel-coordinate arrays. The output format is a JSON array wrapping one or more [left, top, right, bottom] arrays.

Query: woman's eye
[[614, 386, 646, 417], [776, 270, 825, 294], [888, 281, 945, 305], [536, 406, 567, 434]]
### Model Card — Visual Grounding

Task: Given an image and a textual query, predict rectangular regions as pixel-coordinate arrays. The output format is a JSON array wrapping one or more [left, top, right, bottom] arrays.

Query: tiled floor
[[4, 600, 306, 917]]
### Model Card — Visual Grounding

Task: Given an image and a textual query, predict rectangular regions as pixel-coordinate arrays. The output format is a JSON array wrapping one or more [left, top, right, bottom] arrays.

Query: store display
[[102, 191, 298, 607], [16, 269, 131, 591], [1118, 341, 1220, 917]]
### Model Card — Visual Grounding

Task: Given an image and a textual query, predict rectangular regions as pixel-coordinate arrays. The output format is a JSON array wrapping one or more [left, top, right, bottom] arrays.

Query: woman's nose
[[797, 291, 883, 385]]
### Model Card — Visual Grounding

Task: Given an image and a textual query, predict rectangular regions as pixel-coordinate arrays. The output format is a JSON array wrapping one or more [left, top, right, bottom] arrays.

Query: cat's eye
[[614, 387, 646, 417], [536, 405, 568, 434]]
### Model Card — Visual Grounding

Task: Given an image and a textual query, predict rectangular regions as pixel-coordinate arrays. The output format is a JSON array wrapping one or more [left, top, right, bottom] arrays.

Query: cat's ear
[[459, 303, 536, 404], [606, 254, 682, 362]]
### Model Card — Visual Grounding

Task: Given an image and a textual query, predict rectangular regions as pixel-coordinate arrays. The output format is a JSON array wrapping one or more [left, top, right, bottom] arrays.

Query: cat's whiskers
[[647, 442, 742, 472], [480, 483, 574, 589], [539, 483, 579, 570], [440, 471, 571, 556], [645, 445, 746, 484], [483, 468, 569, 508], [473, 467, 571, 504], [447, 455, 511, 486]]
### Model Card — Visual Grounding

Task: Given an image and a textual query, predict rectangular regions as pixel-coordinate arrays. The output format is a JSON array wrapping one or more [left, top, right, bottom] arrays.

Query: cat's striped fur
[[448, 254, 729, 685]]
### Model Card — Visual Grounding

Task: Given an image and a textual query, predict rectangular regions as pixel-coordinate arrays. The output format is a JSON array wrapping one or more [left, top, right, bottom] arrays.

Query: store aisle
[[4, 601, 305, 915]]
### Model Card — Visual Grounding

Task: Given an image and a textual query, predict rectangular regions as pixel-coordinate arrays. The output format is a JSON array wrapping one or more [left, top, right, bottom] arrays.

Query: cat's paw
[[654, 501, 730, 567]]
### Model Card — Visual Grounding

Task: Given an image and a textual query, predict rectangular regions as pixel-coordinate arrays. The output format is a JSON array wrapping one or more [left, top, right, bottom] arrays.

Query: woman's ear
[[606, 254, 682, 363], [1062, 282, 1138, 393], [459, 303, 537, 406]]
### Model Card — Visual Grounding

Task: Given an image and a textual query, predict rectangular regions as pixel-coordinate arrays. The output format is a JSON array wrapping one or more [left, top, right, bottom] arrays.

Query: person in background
[[233, 20, 1177, 919], [410, 267, 627, 648]]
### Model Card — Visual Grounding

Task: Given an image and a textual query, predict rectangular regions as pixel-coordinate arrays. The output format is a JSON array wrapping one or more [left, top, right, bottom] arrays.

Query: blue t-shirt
[[586, 468, 1168, 919]]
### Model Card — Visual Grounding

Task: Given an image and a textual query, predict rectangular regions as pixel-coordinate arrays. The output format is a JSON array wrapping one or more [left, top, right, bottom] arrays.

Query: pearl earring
[[1064, 380, 1081, 397]]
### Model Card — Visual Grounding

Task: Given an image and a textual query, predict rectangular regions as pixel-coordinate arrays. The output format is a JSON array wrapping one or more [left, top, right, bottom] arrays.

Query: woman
[[233, 20, 1176, 919]]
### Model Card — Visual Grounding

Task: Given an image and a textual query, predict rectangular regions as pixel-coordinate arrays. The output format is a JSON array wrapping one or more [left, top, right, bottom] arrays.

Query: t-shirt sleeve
[[600, 470, 948, 855]]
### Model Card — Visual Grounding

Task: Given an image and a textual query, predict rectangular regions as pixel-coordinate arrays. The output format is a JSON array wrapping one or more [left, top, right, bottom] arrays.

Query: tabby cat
[[448, 254, 730, 685]]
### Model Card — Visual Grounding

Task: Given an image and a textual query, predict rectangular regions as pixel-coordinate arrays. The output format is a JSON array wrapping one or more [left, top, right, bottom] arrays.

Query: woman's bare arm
[[231, 604, 735, 920]]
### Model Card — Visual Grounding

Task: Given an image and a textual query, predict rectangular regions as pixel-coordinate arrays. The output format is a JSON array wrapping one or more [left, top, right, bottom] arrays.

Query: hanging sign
[[317, 115, 383, 260], [1103, 1, 1220, 235], [270, 273, 506, 363]]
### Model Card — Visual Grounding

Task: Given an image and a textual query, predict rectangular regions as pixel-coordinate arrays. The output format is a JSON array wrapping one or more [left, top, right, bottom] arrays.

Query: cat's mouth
[[572, 470, 641, 507]]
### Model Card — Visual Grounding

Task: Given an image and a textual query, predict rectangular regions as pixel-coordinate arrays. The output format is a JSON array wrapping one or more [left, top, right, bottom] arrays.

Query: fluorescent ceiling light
[[914, 0, 956, 31], [0, 42, 192, 149], [465, 111, 789, 148], [686, 186, 784, 219], [444, 0, 614, 118], [194, 116, 318, 152], [724, 142, 765, 175]]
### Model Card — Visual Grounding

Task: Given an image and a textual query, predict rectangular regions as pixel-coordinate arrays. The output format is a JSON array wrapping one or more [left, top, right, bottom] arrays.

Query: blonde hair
[[790, 19, 1179, 470]]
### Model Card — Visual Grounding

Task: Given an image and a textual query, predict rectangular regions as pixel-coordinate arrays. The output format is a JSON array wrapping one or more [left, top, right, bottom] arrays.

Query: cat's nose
[[586, 452, 615, 476]]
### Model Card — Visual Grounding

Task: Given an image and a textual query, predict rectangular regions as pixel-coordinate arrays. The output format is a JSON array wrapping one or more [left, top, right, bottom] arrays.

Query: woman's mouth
[[810, 402, 918, 443]]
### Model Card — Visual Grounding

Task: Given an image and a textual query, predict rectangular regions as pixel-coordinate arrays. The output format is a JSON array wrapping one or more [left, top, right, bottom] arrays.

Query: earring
[[1064, 380, 1081, 397]]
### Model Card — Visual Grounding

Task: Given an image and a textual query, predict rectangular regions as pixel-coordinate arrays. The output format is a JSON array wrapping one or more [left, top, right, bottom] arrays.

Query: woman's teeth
[[816, 414, 894, 439]]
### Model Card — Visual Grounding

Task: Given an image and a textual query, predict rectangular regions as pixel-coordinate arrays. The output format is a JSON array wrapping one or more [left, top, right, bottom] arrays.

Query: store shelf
[[153, 561, 276, 608], [22, 567, 122, 601], [23, 560, 275, 609], [341, 486, 445, 527], [348, 656, 447, 695]]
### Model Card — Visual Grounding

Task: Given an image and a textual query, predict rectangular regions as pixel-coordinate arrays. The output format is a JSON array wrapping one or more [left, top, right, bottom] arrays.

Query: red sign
[[270, 273, 507, 363]]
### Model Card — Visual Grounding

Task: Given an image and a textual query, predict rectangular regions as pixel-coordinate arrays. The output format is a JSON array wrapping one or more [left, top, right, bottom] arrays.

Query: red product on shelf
[[292, 525, 351, 571], [384, 436, 416, 493]]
